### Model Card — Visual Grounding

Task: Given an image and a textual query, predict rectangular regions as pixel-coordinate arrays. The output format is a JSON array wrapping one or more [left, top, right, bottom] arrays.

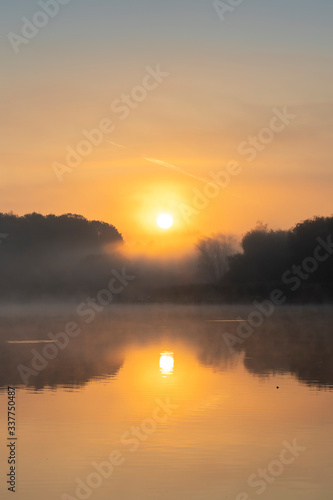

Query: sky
[[1, 0, 333, 250]]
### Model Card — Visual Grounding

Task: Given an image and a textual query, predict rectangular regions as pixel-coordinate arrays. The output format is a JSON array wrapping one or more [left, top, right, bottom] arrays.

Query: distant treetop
[[0, 212, 123, 251]]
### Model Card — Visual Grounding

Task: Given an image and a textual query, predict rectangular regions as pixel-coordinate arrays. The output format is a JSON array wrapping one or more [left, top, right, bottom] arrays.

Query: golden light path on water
[[1, 310, 333, 500]]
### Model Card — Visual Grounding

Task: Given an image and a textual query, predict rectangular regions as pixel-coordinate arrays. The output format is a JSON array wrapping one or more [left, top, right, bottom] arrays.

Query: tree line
[[0, 212, 332, 301], [197, 216, 333, 302], [0, 212, 122, 298]]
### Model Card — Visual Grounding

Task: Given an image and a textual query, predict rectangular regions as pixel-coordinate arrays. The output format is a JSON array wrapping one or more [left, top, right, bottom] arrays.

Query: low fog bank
[[0, 212, 239, 302], [0, 212, 332, 304]]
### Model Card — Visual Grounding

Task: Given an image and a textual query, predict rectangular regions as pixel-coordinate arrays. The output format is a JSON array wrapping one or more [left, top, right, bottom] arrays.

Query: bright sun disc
[[157, 213, 173, 229]]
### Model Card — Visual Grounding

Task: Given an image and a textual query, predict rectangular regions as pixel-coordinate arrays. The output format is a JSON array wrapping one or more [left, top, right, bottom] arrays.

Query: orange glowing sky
[[1, 0, 333, 250]]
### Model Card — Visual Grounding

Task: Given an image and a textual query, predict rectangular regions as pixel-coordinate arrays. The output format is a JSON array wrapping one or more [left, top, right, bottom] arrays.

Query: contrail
[[144, 157, 209, 184], [107, 141, 127, 149], [108, 149, 261, 208], [105, 140, 262, 209], [144, 157, 257, 204]]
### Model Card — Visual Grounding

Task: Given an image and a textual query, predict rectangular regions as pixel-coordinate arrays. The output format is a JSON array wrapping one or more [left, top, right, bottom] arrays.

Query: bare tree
[[197, 234, 238, 283]]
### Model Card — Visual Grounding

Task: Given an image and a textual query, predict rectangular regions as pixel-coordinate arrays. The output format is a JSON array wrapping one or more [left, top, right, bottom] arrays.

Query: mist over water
[[0, 304, 333, 500], [1, 213, 333, 304], [1, 214, 333, 499], [1, 304, 332, 391]]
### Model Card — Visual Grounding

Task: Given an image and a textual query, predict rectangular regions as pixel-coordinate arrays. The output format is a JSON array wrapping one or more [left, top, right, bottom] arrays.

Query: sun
[[156, 213, 173, 229]]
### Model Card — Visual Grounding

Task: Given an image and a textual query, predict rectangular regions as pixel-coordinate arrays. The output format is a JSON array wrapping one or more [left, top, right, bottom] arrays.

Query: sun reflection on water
[[160, 352, 174, 376]]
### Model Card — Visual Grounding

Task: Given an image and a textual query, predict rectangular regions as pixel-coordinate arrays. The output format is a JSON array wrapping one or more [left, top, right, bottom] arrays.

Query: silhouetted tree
[[0, 213, 123, 298], [228, 222, 289, 283], [197, 234, 238, 283], [226, 216, 333, 300], [289, 216, 333, 283]]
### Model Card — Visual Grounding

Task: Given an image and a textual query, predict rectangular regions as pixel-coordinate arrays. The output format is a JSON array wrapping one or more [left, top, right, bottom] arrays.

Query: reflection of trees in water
[[242, 311, 333, 389], [0, 306, 332, 391], [196, 329, 239, 370], [182, 307, 333, 390], [196, 307, 333, 389], [0, 315, 125, 391]]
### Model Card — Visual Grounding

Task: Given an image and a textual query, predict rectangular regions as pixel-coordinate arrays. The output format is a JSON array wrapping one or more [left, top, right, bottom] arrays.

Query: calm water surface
[[0, 304, 333, 500]]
